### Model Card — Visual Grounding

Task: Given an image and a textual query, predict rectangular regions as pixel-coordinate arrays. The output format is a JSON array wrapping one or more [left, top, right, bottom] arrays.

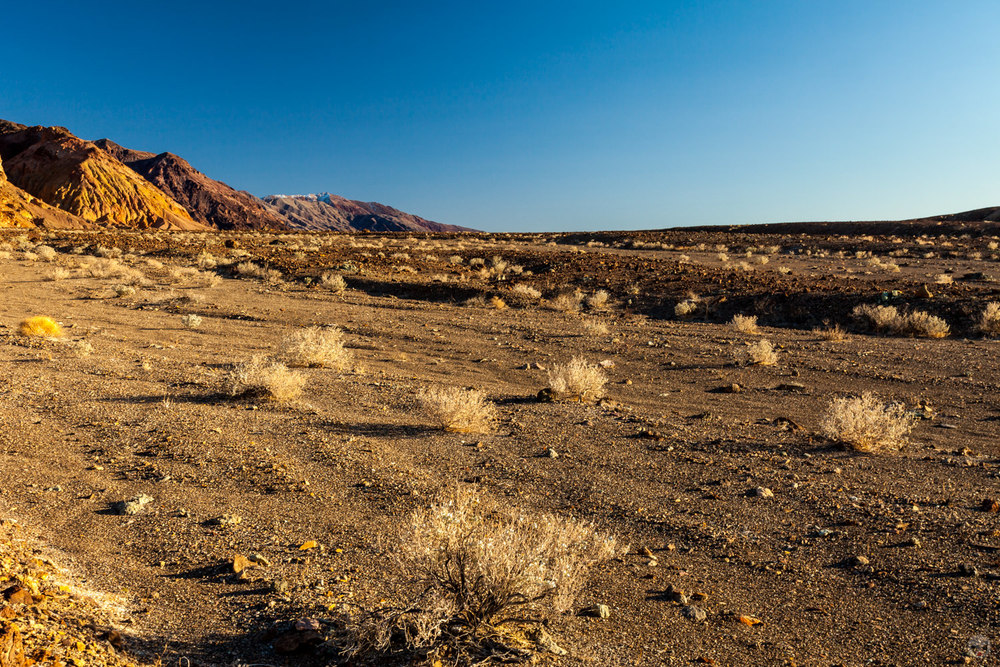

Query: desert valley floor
[[1, 225, 999, 666]]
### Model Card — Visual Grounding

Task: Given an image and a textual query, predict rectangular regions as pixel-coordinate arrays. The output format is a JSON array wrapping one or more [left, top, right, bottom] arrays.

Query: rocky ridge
[[262, 193, 473, 232]]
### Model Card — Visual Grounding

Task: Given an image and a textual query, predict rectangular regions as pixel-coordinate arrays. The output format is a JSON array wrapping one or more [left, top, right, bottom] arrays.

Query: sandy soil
[[0, 226, 999, 666]]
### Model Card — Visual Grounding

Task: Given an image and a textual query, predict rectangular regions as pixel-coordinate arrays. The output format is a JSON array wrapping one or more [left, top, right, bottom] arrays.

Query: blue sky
[[3, 1, 999, 232]]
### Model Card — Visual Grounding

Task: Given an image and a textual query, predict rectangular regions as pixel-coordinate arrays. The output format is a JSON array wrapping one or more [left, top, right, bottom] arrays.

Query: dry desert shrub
[[820, 392, 915, 452], [730, 313, 760, 334], [511, 284, 541, 300], [586, 289, 610, 310], [34, 245, 58, 262], [814, 323, 849, 341], [978, 302, 1000, 336], [581, 319, 610, 336], [745, 339, 778, 366], [903, 310, 950, 338], [489, 296, 507, 310], [342, 487, 616, 662], [674, 299, 699, 318], [43, 267, 70, 281], [319, 272, 347, 293], [852, 304, 900, 332], [226, 356, 306, 403], [19, 316, 63, 338], [417, 386, 497, 433], [181, 314, 203, 330], [59, 339, 94, 358], [547, 356, 607, 402], [281, 326, 353, 370], [934, 273, 953, 284], [550, 290, 585, 313]]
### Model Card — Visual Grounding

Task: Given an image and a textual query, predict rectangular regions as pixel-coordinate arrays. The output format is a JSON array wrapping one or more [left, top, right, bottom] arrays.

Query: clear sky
[[3, 1, 999, 232]]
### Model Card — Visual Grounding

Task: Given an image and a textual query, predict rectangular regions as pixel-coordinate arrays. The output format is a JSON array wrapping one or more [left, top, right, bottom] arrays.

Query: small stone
[[749, 487, 774, 499], [232, 555, 253, 574], [682, 605, 707, 622], [583, 604, 611, 618], [773, 383, 806, 392], [981, 499, 1000, 513], [913, 600, 929, 610], [210, 514, 241, 526], [0, 621, 25, 667], [299, 540, 318, 550], [959, 563, 980, 577], [112, 493, 153, 516], [546, 448, 559, 459], [530, 627, 567, 655], [848, 555, 869, 568], [248, 553, 271, 567], [905, 537, 922, 548], [2, 585, 33, 605]]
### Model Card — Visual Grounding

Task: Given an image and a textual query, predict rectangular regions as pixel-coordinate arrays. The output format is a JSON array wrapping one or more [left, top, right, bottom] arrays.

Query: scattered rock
[[0, 621, 25, 667], [682, 605, 707, 622], [1, 586, 32, 607], [905, 537, 922, 548], [232, 555, 253, 574], [773, 382, 807, 392], [210, 514, 242, 526], [112, 493, 153, 516], [749, 487, 774, 499], [299, 540, 318, 550], [546, 448, 559, 459], [248, 553, 271, 567], [959, 563, 980, 577], [847, 555, 870, 568], [710, 383, 742, 394], [582, 604, 611, 618], [981, 499, 1000, 514], [530, 626, 567, 655]]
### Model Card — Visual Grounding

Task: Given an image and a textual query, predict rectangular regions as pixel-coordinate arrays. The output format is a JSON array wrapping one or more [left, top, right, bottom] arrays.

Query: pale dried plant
[[934, 273, 953, 284], [320, 272, 347, 293], [814, 323, 849, 341], [581, 319, 610, 336], [511, 283, 542, 300], [44, 267, 70, 281], [777, 266, 792, 274], [820, 393, 915, 452], [417, 386, 497, 433], [550, 290, 585, 313], [978, 302, 1000, 336], [226, 356, 306, 403], [181, 314, 203, 330], [489, 296, 507, 310], [59, 339, 94, 358], [547, 356, 607, 402], [754, 255, 770, 265], [196, 251, 217, 269], [730, 314, 760, 334], [34, 245, 58, 262], [745, 339, 778, 366], [675, 298, 699, 318], [448, 255, 463, 266], [717, 252, 730, 262], [113, 284, 137, 298], [342, 487, 616, 661], [902, 310, 950, 338], [586, 289, 610, 310], [281, 326, 352, 370]]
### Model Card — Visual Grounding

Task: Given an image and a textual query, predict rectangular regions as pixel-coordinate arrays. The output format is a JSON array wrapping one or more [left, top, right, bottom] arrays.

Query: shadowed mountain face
[[0, 125, 206, 230], [95, 139, 289, 231], [0, 154, 88, 229], [262, 193, 474, 232]]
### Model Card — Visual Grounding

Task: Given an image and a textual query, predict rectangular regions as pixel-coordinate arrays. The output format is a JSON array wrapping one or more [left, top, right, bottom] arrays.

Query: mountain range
[[0, 119, 472, 233]]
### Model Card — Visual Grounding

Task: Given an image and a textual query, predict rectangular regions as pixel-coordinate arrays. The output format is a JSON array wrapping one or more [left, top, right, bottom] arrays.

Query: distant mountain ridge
[[0, 117, 473, 233], [262, 193, 474, 232]]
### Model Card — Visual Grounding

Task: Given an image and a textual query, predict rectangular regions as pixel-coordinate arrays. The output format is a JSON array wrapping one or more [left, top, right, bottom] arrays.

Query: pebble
[[959, 563, 980, 578], [113, 493, 154, 516], [211, 514, 242, 526], [546, 448, 559, 459], [749, 487, 774, 499], [249, 553, 271, 567], [583, 603, 611, 618], [682, 605, 707, 622], [232, 555, 253, 574], [848, 555, 870, 568], [981, 498, 1000, 514]]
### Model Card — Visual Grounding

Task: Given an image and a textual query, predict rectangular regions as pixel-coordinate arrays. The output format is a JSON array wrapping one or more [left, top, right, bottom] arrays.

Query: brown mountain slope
[[0, 154, 90, 229], [262, 193, 475, 232], [0, 124, 207, 230], [95, 139, 289, 231]]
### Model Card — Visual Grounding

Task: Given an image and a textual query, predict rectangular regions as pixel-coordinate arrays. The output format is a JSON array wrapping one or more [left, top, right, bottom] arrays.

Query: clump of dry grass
[[586, 290, 610, 310], [820, 392, 915, 452], [978, 302, 1000, 336], [581, 319, 610, 336], [226, 356, 306, 403], [511, 284, 542, 300], [43, 267, 70, 281], [181, 314, 203, 329], [852, 304, 950, 338], [489, 296, 507, 310], [281, 326, 352, 370], [550, 290, 585, 313], [730, 313, 760, 334], [417, 386, 497, 433], [547, 357, 607, 402], [674, 299, 699, 318], [320, 272, 347, 293], [745, 339, 778, 366], [341, 487, 616, 662], [19, 316, 63, 338], [813, 323, 849, 342]]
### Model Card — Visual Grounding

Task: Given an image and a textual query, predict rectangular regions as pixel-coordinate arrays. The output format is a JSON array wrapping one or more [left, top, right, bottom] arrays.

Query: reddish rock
[[0, 621, 24, 667]]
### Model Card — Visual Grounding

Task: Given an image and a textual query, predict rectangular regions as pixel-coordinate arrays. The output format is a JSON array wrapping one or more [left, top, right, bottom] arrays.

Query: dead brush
[[549, 290, 585, 313], [730, 313, 760, 334], [226, 355, 306, 403], [339, 487, 616, 664], [19, 316, 64, 338], [281, 326, 353, 370], [978, 302, 1000, 336], [820, 392, 915, 452], [813, 323, 849, 341], [743, 339, 778, 366], [545, 356, 607, 402], [417, 386, 497, 433]]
